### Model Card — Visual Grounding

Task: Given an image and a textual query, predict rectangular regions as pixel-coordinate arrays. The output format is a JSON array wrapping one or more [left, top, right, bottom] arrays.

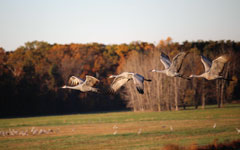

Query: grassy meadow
[[0, 104, 240, 150]]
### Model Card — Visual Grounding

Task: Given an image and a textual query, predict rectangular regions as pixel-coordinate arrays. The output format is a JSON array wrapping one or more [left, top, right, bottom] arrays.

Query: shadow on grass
[[0, 108, 131, 119], [178, 103, 240, 111]]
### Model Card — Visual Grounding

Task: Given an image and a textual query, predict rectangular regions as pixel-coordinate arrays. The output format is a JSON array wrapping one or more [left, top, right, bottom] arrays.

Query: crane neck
[[62, 85, 80, 90], [189, 74, 203, 78], [152, 69, 166, 73]]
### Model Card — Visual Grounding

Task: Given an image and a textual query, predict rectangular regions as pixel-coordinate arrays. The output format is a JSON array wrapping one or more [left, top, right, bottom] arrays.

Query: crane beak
[[61, 85, 67, 88], [149, 70, 154, 72]]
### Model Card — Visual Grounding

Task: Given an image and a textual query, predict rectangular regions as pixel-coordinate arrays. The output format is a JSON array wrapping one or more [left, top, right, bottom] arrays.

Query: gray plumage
[[62, 75, 99, 92], [189, 55, 229, 80], [109, 72, 151, 94], [151, 52, 189, 79]]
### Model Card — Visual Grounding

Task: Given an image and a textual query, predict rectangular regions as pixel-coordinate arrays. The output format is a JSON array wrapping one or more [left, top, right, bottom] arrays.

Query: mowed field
[[0, 104, 240, 150]]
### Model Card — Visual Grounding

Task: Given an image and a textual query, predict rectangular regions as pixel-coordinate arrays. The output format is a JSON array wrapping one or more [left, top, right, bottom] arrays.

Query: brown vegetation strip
[[163, 139, 240, 150]]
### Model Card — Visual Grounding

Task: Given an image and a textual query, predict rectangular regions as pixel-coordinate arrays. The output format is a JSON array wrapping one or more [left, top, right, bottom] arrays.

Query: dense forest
[[0, 38, 240, 117]]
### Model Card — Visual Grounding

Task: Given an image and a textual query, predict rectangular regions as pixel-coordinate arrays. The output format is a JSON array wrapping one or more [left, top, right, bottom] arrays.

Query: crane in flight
[[62, 75, 99, 92], [109, 72, 151, 94], [151, 52, 190, 79], [189, 55, 230, 80]]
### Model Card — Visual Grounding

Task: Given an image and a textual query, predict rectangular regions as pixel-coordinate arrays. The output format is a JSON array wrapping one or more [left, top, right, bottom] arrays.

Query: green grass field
[[0, 104, 240, 150]]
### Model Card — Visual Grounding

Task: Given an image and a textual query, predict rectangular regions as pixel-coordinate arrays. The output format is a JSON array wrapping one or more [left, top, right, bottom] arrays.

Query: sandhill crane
[[189, 55, 229, 80], [113, 125, 118, 130], [137, 128, 142, 135], [151, 52, 189, 79], [113, 130, 117, 135], [62, 75, 99, 92], [236, 128, 240, 134], [213, 123, 216, 129], [109, 72, 151, 94]]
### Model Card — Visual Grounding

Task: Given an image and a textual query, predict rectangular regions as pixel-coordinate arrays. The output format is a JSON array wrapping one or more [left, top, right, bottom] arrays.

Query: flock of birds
[[0, 52, 236, 138], [62, 52, 230, 94], [111, 123, 240, 136], [1, 123, 239, 137], [0, 127, 55, 137]]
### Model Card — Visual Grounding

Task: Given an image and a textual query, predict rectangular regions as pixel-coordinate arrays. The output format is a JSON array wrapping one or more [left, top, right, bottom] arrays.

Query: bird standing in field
[[113, 130, 118, 135], [113, 125, 118, 130], [213, 123, 216, 129], [109, 72, 151, 94], [189, 55, 230, 80], [62, 75, 99, 92], [151, 52, 189, 79], [236, 128, 240, 134], [137, 128, 142, 135]]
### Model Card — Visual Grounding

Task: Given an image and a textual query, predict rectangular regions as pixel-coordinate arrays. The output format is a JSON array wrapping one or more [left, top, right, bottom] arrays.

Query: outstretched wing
[[201, 55, 212, 72], [68, 76, 84, 86], [83, 75, 99, 87], [133, 74, 144, 94], [169, 52, 188, 72], [160, 52, 171, 69], [208, 55, 228, 76], [110, 76, 129, 92]]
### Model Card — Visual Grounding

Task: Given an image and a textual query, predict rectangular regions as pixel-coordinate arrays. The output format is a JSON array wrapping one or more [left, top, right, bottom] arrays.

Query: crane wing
[[201, 55, 212, 72], [169, 52, 188, 72], [83, 75, 99, 87], [160, 52, 171, 69], [208, 55, 228, 76], [133, 74, 144, 94], [68, 76, 84, 86], [111, 76, 129, 92]]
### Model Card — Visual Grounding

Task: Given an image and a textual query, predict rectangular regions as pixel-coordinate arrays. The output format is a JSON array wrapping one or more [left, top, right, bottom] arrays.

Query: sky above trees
[[0, 0, 240, 51]]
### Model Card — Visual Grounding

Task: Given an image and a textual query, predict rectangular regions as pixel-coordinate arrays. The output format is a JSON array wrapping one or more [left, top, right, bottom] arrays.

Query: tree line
[[0, 38, 239, 117]]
